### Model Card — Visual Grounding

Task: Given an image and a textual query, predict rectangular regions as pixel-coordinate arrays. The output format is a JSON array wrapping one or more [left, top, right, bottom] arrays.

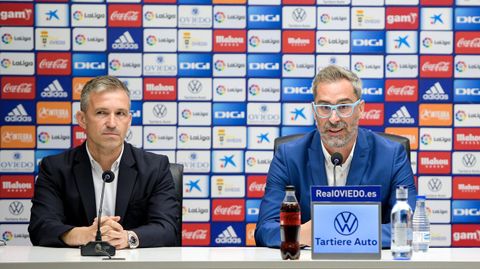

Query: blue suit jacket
[[255, 128, 416, 248]]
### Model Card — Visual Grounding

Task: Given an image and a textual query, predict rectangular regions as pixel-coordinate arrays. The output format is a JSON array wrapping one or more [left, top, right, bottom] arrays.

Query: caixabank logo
[[247, 54, 281, 78], [178, 53, 212, 77]]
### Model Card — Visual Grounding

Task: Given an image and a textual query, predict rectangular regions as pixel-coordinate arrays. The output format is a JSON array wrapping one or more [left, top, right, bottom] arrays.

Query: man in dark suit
[[29, 76, 179, 248], [255, 65, 416, 248]]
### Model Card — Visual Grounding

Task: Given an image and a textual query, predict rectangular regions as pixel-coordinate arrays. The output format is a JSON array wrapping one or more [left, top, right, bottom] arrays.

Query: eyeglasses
[[312, 99, 362, 118]]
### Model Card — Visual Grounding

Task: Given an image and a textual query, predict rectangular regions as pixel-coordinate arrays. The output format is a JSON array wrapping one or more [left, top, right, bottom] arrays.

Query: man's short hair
[[311, 65, 362, 100], [80, 76, 130, 112]]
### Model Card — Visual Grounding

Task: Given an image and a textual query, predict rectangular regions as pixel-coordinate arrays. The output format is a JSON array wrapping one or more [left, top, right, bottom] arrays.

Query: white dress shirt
[[320, 140, 356, 187], [86, 143, 124, 217]]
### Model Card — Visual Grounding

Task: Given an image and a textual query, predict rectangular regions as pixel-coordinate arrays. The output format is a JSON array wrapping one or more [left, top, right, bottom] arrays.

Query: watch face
[[128, 232, 139, 248]]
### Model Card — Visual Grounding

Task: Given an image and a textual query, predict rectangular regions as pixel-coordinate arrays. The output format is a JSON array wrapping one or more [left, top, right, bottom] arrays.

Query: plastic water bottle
[[391, 185, 413, 260], [413, 196, 430, 252]]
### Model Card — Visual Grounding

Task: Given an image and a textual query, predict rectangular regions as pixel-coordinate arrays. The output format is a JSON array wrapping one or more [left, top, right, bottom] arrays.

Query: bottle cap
[[285, 185, 295, 191], [396, 185, 408, 200]]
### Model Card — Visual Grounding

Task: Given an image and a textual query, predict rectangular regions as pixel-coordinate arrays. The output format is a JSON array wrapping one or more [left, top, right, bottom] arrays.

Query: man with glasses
[[255, 65, 416, 248]]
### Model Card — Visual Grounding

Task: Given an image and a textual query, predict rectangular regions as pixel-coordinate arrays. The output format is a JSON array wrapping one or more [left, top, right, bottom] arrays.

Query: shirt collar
[[320, 138, 357, 167], [85, 142, 124, 172]]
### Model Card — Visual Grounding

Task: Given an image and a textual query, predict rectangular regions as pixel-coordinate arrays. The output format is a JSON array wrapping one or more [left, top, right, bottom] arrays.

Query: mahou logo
[[359, 103, 384, 126], [456, 32, 480, 54], [385, 79, 418, 102], [36, 53, 71, 75], [212, 199, 245, 221], [247, 175, 266, 198], [452, 224, 480, 247], [1, 77, 35, 100], [282, 30, 315, 53], [182, 223, 210, 246], [454, 128, 480, 150], [73, 126, 87, 148], [453, 177, 480, 200], [213, 30, 246, 52], [0, 175, 34, 198], [418, 152, 451, 174], [143, 78, 176, 100], [108, 5, 142, 27], [386, 7, 419, 30], [420, 56, 452, 78], [0, 3, 33, 26]]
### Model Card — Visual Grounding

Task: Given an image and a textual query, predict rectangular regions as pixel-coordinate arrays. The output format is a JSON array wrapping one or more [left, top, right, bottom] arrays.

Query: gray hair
[[311, 65, 362, 100], [80, 76, 130, 112]]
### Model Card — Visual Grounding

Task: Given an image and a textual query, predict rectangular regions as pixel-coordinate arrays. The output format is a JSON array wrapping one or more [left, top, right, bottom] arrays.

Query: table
[[0, 246, 479, 269]]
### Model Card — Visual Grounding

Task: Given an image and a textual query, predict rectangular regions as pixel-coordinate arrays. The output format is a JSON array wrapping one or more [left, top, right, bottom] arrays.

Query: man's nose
[[105, 113, 116, 128], [328, 109, 341, 124]]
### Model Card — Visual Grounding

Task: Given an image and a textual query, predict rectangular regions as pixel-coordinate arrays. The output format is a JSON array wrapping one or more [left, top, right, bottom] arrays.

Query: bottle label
[[280, 212, 301, 226], [413, 231, 431, 243]]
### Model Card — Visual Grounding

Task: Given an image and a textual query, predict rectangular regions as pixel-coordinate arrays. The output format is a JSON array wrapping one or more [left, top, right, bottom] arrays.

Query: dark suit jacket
[[255, 128, 417, 248], [28, 142, 180, 247]]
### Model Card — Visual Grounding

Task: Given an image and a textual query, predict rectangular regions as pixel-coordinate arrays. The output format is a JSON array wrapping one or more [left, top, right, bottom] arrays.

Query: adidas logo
[[112, 31, 139, 50], [41, 79, 67, 98], [5, 104, 32, 122], [389, 106, 415, 124], [215, 225, 241, 244], [423, 82, 449, 100]]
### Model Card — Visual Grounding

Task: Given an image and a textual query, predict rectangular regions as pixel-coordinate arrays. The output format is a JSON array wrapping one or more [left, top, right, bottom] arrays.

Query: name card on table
[[310, 186, 382, 260]]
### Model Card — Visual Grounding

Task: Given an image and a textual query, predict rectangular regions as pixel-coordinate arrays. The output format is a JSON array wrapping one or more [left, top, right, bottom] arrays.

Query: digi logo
[[213, 103, 246, 126], [248, 6, 281, 29]]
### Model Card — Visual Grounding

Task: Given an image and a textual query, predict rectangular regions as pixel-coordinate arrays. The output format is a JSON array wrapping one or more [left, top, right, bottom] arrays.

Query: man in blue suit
[[255, 65, 416, 248]]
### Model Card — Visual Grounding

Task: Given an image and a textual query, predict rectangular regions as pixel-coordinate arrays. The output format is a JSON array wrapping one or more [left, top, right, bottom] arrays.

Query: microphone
[[331, 152, 343, 187], [81, 170, 116, 257]]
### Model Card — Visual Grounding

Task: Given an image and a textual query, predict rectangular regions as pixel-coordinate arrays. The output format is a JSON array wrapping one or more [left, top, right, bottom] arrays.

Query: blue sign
[[311, 186, 382, 202], [281, 126, 314, 136], [211, 223, 245, 247], [282, 79, 313, 101], [246, 199, 261, 222], [419, 79, 452, 103], [72, 53, 107, 77], [213, 103, 246, 126], [248, 6, 281, 29], [1, 101, 35, 125], [385, 103, 418, 126], [351, 31, 385, 54], [361, 79, 384, 102], [130, 101, 142, 125], [36, 76, 70, 100], [178, 53, 212, 77], [452, 200, 480, 223], [454, 79, 480, 103], [455, 8, 480, 30], [35, 150, 62, 173], [247, 54, 281, 78], [108, 28, 142, 52]]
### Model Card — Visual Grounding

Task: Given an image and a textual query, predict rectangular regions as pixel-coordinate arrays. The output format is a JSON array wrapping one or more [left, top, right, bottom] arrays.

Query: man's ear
[[76, 110, 87, 129]]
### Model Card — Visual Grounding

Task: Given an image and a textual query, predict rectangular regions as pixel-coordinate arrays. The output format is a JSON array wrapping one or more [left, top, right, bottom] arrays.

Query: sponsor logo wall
[[0, 0, 479, 247]]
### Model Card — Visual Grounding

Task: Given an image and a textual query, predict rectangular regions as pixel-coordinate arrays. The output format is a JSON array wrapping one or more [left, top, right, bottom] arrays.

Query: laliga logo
[[9, 201, 24, 215], [109, 59, 121, 71], [249, 84, 260, 96], [144, 11, 154, 21], [215, 60, 226, 71], [75, 34, 86, 45], [215, 12, 225, 23], [354, 62, 364, 72], [216, 85, 226, 95], [146, 133, 157, 143], [421, 133, 432, 146], [318, 36, 327, 47], [387, 61, 398, 72], [462, 153, 477, 168], [2, 231, 13, 241], [247, 157, 256, 167], [2, 33, 13, 44], [146, 35, 157, 46], [334, 211, 359, 236], [455, 110, 467, 122], [428, 178, 442, 192], [1, 58, 11, 68], [249, 36, 260, 47], [456, 61, 467, 72], [179, 133, 189, 143], [320, 13, 330, 24], [422, 37, 433, 48], [38, 132, 50, 144], [73, 11, 83, 21], [182, 109, 192, 119], [283, 60, 295, 72]]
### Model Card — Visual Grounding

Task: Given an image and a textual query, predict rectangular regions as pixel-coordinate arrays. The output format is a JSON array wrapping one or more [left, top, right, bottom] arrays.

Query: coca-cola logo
[[39, 59, 68, 69], [422, 61, 450, 72], [457, 38, 480, 48], [361, 109, 381, 120], [3, 83, 32, 93], [248, 181, 265, 192], [182, 229, 207, 240], [110, 11, 139, 21], [387, 85, 415, 96], [214, 205, 242, 216]]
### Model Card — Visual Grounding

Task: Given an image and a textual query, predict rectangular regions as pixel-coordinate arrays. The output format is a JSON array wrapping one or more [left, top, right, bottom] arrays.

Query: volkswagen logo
[[292, 8, 307, 22], [9, 201, 24, 215], [462, 153, 477, 168], [334, 211, 358, 236], [188, 80, 203, 94], [153, 104, 167, 119], [428, 178, 442, 192]]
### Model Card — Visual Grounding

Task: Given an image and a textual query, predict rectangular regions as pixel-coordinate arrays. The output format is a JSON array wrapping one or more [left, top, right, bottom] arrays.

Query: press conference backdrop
[[1, 0, 480, 248]]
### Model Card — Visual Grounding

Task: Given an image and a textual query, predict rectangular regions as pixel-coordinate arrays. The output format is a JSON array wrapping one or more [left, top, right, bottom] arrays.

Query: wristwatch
[[127, 231, 139, 249]]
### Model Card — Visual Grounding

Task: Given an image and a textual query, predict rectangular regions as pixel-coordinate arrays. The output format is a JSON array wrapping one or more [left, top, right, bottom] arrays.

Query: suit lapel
[[346, 128, 371, 186], [73, 143, 97, 223], [115, 143, 137, 221], [308, 131, 328, 186]]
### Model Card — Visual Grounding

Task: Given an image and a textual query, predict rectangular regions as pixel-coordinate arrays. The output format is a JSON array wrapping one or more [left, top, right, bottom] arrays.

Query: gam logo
[[334, 211, 358, 236]]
